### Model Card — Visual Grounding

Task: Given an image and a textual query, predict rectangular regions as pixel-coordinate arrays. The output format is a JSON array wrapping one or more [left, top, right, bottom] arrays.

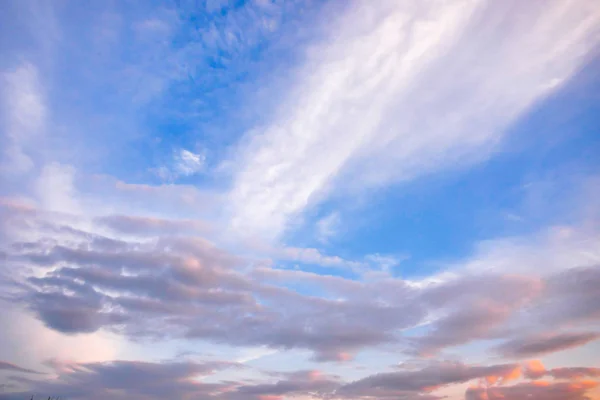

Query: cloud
[[227, 0, 600, 239], [0, 358, 569, 400], [2, 204, 420, 361], [275, 246, 365, 269], [457, 227, 600, 276], [364, 253, 405, 273], [155, 149, 207, 182], [1, 62, 45, 174], [176, 149, 205, 175], [407, 273, 543, 355], [2, 342, 599, 400], [550, 367, 600, 380], [0, 359, 239, 400], [541, 265, 600, 324], [522, 359, 600, 381], [0, 299, 120, 376], [336, 361, 521, 398], [523, 360, 547, 380], [111, 179, 222, 213], [412, 302, 514, 356], [466, 380, 600, 400], [35, 162, 81, 214], [316, 211, 341, 243], [0, 361, 42, 375], [3, 197, 600, 364], [496, 331, 600, 358], [223, 369, 340, 400], [95, 214, 212, 236]]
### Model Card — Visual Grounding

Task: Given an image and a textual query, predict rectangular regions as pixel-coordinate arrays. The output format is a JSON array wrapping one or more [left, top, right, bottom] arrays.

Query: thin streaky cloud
[[228, 0, 600, 239]]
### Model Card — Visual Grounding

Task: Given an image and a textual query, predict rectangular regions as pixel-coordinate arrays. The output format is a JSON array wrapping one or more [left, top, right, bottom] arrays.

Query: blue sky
[[1, 1, 600, 399]]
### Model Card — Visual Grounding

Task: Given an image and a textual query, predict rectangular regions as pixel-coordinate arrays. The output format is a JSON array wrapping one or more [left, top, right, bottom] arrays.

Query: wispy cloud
[[1, 62, 45, 174], [35, 162, 81, 214], [155, 148, 207, 182], [227, 0, 600, 239], [8, 357, 600, 400], [315, 211, 341, 243], [0, 361, 43, 375]]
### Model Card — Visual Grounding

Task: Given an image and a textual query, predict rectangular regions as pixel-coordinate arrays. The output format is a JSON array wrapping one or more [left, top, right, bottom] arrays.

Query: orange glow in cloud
[[502, 365, 522, 383], [524, 360, 546, 379], [485, 375, 498, 385], [570, 380, 599, 390], [466, 378, 600, 400], [485, 365, 522, 386], [531, 380, 551, 386]]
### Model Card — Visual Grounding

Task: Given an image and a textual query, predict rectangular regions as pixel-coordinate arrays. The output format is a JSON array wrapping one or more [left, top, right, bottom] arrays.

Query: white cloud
[[365, 253, 406, 273], [461, 226, 600, 276], [134, 17, 172, 37], [35, 162, 81, 215], [1, 62, 46, 174], [155, 149, 207, 182], [235, 346, 278, 364], [277, 246, 365, 270], [414, 224, 600, 288], [227, 0, 600, 239], [176, 149, 206, 176], [316, 212, 341, 243]]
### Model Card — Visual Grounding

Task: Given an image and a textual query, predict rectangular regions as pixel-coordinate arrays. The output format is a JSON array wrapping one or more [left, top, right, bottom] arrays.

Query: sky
[[0, 0, 599, 399]]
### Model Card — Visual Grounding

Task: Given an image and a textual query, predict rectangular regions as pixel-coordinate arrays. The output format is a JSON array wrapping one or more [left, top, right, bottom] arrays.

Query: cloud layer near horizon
[[2, 357, 600, 400]]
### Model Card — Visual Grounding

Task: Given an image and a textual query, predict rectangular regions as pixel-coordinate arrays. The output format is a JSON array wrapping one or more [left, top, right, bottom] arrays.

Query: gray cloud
[[223, 370, 341, 400], [541, 266, 600, 324], [337, 362, 521, 398], [2, 354, 599, 400], [411, 302, 513, 356], [0, 359, 533, 400], [0, 359, 238, 400], [3, 201, 600, 363], [0, 361, 42, 374], [2, 206, 428, 360], [419, 274, 541, 309], [496, 331, 600, 358], [404, 273, 543, 356]]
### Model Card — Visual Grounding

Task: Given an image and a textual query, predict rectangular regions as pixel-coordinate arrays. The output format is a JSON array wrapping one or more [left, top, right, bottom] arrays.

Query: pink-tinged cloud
[[3, 357, 600, 400], [523, 360, 546, 380], [466, 380, 600, 400], [337, 361, 523, 397], [550, 367, 600, 380], [523, 359, 600, 381], [3, 201, 600, 365]]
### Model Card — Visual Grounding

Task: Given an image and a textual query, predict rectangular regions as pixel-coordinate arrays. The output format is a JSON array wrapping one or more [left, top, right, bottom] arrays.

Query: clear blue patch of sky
[[24, 0, 343, 184]]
